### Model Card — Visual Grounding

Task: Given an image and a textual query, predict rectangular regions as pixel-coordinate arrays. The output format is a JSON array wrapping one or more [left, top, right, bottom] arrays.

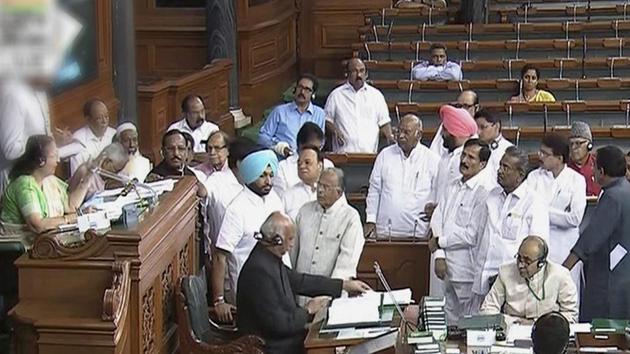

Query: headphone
[[254, 231, 283, 246], [537, 237, 549, 268], [490, 140, 499, 150], [587, 141, 593, 151]]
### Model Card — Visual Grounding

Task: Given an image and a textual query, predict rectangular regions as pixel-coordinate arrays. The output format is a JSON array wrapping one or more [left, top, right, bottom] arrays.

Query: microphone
[[373, 261, 416, 337], [91, 166, 159, 208], [412, 218, 418, 239], [387, 218, 392, 242]]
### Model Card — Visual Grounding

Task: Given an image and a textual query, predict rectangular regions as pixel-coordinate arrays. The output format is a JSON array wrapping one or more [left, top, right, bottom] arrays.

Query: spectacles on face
[[537, 149, 554, 158], [207, 144, 227, 152], [452, 102, 475, 110], [296, 85, 314, 93], [516, 254, 538, 267], [569, 139, 589, 148]]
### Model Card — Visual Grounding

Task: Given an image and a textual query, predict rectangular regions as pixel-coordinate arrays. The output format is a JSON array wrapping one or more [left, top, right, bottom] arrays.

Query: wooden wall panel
[[298, 0, 391, 78], [237, 0, 298, 122], [137, 59, 233, 162], [50, 0, 118, 130], [134, 0, 207, 79]]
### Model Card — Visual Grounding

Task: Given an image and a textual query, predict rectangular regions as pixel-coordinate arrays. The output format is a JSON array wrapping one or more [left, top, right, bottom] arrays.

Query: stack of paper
[[410, 331, 441, 354], [326, 288, 412, 327], [419, 297, 447, 339]]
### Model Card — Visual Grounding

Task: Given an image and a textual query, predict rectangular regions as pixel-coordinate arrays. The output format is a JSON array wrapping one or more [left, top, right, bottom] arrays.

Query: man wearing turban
[[425, 104, 478, 298], [211, 149, 285, 324]]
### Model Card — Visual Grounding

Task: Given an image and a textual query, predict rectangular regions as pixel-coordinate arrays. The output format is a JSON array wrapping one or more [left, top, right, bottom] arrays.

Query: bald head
[[398, 114, 422, 154], [260, 211, 296, 257], [457, 90, 479, 117], [517, 236, 548, 278], [346, 58, 367, 91]]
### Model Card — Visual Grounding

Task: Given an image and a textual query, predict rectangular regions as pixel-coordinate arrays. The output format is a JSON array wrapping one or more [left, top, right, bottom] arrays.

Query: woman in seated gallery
[[510, 64, 556, 103], [0, 135, 90, 247]]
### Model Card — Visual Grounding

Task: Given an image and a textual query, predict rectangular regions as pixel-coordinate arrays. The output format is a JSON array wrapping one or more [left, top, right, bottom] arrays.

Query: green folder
[[591, 318, 630, 333]]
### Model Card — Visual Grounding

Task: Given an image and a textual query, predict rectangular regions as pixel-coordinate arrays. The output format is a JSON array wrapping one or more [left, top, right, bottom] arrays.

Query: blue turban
[[239, 150, 279, 185]]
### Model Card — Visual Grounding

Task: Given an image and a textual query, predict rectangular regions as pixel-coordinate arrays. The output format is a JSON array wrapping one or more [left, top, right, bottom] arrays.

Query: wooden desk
[[358, 239, 431, 303], [10, 177, 199, 354]]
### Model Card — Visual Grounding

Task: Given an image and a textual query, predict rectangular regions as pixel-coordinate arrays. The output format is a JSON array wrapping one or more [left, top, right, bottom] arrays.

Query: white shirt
[[431, 169, 495, 282], [273, 154, 334, 197], [69, 126, 116, 175], [0, 80, 50, 194], [283, 181, 317, 221], [215, 187, 283, 296], [411, 60, 463, 81], [119, 152, 152, 183], [486, 135, 513, 187], [366, 143, 439, 237], [325, 82, 391, 153], [429, 124, 447, 159], [435, 145, 464, 204], [292, 198, 364, 279], [480, 261, 578, 324], [201, 169, 244, 252], [526, 166, 586, 264], [473, 183, 550, 296], [167, 118, 219, 153]]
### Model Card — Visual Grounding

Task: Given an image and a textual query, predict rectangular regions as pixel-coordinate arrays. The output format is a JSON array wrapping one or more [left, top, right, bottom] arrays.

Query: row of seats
[[353, 38, 627, 61], [364, 58, 630, 80], [372, 78, 630, 101], [364, 3, 630, 27], [359, 20, 630, 42]]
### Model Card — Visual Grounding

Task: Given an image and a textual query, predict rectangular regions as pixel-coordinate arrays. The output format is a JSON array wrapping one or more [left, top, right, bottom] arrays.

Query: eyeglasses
[[537, 149, 554, 158], [296, 85, 314, 93], [207, 145, 227, 152], [451, 102, 476, 110], [569, 139, 589, 148], [516, 254, 538, 266]]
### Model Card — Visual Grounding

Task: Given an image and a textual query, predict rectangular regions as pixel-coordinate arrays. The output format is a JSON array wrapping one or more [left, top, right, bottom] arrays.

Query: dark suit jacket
[[237, 243, 343, 354]]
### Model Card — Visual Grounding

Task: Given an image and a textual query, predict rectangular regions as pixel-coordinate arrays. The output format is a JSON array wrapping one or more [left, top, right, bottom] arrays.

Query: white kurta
[[119, 152, 152, 183], [273, 154, 334, 197], [167, 118, 219, 153], [292, 198, 364, 279], [486, 135, 513, 187], [526, 166, 586, 289], [282, 181, 317, 221], [365, 143, 439, 237], [434, 145, 464, 204], [324, 82, 390, 153], [480, 261, 578, 324], [0, 80, 50, 194], [215, 187, 283, 299], [431, 169, 495, 323], [429, 124, 447, 159], [472, 183, 550, 298], [202, 169, 244, 253], [69, 126, 116, 175]]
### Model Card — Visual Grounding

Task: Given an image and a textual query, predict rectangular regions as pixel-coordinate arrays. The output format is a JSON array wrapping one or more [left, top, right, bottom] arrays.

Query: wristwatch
[[213, 295, 225, 306]]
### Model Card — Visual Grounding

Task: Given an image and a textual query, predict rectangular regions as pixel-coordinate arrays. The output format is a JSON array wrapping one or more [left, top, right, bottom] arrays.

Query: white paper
[[570, 323, 592, 336], [326, 288, 411, 327], [609, 244, 627, 271], [506, 324, 532, 343]]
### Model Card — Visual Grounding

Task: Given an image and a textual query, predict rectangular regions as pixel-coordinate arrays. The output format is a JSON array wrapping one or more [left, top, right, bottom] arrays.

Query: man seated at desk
[[115, 122, 152, 183], [237, 212, 370, 354], [69, 98, 116, 176], [68, 143, 129, 201], [480, 236, 578, 324], [411, 43, 463, 82]]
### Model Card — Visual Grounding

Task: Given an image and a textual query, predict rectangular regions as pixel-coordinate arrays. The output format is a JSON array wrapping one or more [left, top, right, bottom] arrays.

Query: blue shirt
[[258, 101, 326, 151]]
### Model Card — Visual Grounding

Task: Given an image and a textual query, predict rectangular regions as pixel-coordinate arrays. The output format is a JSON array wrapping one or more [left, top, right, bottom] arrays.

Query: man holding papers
[[563, 146, 630, 322], [237, 212, 370, 354]]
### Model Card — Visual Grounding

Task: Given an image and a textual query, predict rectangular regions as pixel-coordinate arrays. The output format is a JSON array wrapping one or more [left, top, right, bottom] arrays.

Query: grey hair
[[522, 235, 548, 260], [400, 113, 423, 130], [260, 211, 290, 239], [208, 130, 230, 145], [503, 146, 529, 177], [98, 142, 129, 166], [321, 167, 345, 193]]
